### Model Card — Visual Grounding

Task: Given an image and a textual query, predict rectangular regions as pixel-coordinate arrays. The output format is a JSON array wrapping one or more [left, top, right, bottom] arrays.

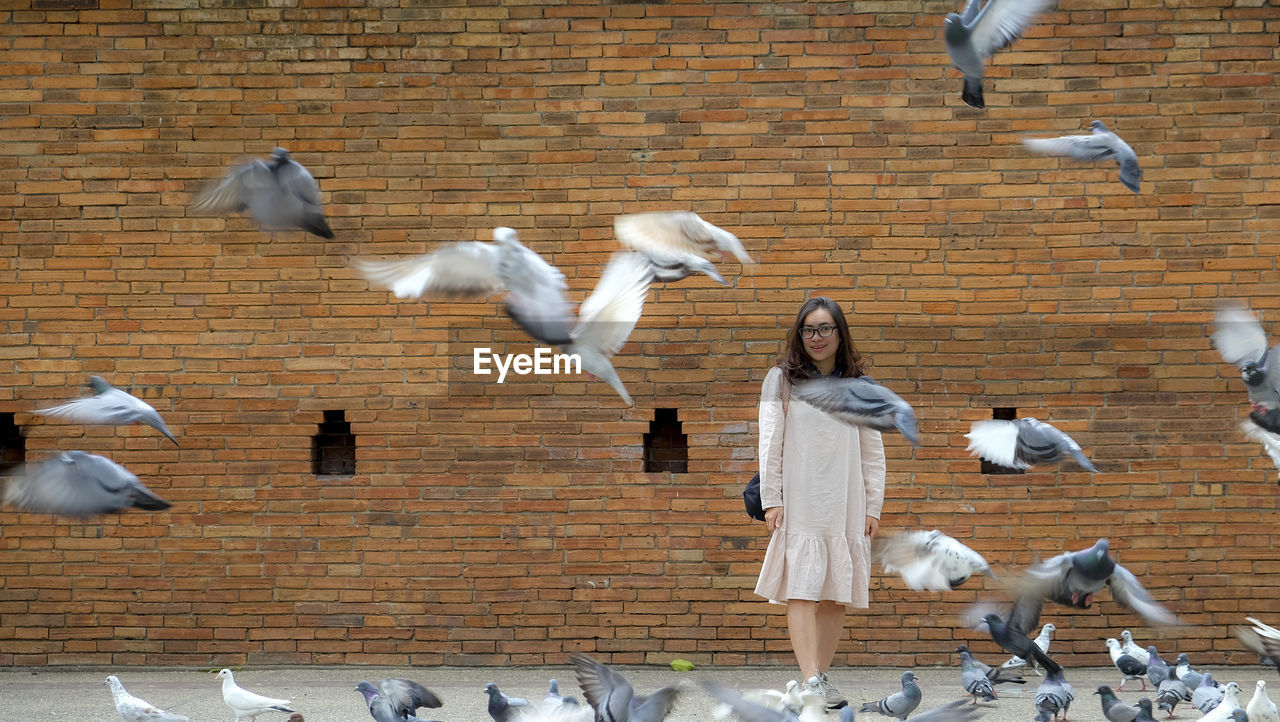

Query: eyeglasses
[[800, 325, 837, 340]]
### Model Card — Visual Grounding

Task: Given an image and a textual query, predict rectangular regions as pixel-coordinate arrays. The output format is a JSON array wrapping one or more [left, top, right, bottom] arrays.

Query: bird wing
[[632, 686, 681, 722], [498, 240, 574, 346], [1212, 304, 1270, 368], [966, 419, 1028, 469], [224, 681, 291, 710], [377, 678, 442, 715], [960, 0, 982, 23], [4, 452, 144, 516], [1016, 418, 1097, 471], [35, 389, 146, 426], [571, 252, 651, 357], [615, 211, 752, 264], [191, 158, 274, 214], [356, 243, 504, 300], [118, 694, 190, 722], [910, 699, 986, 722], [1108, 564, 1179, 626], [699, 680, 795, 722], [1247, 617, 1280, 640], [1023, 134, 1115, 162], [792, 376, 914, 431], [967, 0, 1055, 56], [570, 653, 633, 722]]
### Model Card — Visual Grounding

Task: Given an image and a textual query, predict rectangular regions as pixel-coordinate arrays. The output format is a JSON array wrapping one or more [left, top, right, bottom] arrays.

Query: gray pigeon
[[355, 679, 441, 722], [1227, 711, 1251, 722], [4, 451, 171, 517], [1172, 653, 1205, 690], [1156, 677, 1191, 718], [700, 679, 802, 722], [790, 375, 921, 446], [34, 376, 178, 446], [980, 613, 1062, 676], [1034, 668, 1075, 722], [958, 649, 998, 703], [1136, 699, 1161, 722], [955, 645, 1025, 688], [572, 652, 680, 722], [1213, 305, 1280, 479], [943, 0, 1056, 108], [484, 683, 528, 722], [1193, 675, 1225, 715], [965, 417, 1096, 471], [1145, 646, 1170, 689], [192, 147, 333, 238], [1023, 121, 1143, 193], [876, 530, 996, 592], [861, 671, 923, 720], [1096, 685, 1140, 722]]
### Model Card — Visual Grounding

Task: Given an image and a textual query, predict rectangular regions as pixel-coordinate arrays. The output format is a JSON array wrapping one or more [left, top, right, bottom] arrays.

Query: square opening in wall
[[644, 408, 688, 474], [0, 413, 23, 473], [312, 410, 355, 477]]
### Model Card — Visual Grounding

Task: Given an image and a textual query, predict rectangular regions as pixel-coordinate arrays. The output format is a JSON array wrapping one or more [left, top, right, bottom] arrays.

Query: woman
[[755, 297, 887, 707]]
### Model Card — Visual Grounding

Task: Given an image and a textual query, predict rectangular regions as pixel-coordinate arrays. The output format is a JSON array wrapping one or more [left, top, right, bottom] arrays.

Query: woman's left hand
[[865, 516, 879, 538]]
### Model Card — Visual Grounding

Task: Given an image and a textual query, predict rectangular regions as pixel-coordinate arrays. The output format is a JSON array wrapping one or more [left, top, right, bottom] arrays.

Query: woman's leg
[[815, 600, 847, 672], [786, 599, 821, 679]]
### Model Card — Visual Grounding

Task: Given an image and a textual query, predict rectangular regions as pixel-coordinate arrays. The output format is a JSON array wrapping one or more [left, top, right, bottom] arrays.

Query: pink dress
[[753, 366, 887, 607]]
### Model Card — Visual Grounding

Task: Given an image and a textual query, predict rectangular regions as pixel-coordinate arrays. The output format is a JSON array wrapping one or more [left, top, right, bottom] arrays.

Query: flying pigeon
[[1003, 623, 1056, 676], [1107, 638, 1149, 692], [709, 680, 818, 720], [638, 249, 729, 286], [1034, 668, 1075, 722], [1096, 685, 1140, 722], [944, 0, 1056, 108], [484, 683, 529, 722], [1122, 631, 1153, 666], [1156, 676, 1191, 719], [1023, 121, 1143, 193], [965, 417, 1096, 471], [571, 652, 680, 722], [909, 699, 989, 722], [981, 613, 1063, 676], [875, 530, 996, 592], [613, 211, 753, 267], [1174, 654, 1207, 691], [4, 451, 171, 517], [1146, 646, 1171, 689], [105, 675, 189, 722], [355, 679, 442, 722], [1193, 675, 1225, 715], [958, 649, 998, 703], [192, 147, 333, 238], [1200, 683, 1244, 722], [34, 376, 178, 446], [216, 669, 294, 722], [700, 679, 802, 722], [1236, 617, 1280, 676], [1248, 680, 1280, 722], [790, 375, 921, 446], [861, 671, 923, 720], [1212, 303, 1280, 473], [358, 235, 651, 404]]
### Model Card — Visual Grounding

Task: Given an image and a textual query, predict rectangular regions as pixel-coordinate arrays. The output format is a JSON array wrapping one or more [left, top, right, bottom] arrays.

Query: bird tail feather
[[961, 78, 984, 109]]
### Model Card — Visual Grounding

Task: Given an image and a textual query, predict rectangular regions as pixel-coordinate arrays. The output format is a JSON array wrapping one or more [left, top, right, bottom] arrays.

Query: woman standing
[[754, 297, 887, 707]]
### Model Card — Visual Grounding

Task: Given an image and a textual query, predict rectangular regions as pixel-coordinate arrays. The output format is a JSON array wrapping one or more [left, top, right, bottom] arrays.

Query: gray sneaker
[[817, 671, 847, 708]]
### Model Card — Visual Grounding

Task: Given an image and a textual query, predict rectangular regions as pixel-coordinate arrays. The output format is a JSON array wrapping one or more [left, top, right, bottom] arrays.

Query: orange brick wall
[[2, 0, 1279, 668]]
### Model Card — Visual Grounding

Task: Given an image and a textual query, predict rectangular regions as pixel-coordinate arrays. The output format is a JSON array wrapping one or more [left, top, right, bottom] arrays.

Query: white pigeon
[[1199, 682, 1243, 722], [1250, 681, 1280, 722], [105, 675, 189, 722], [1003, 623, 1057, 676], [1023, 121, 1143, 193], [216, 669, 295, 722], [34, 376, 178, 446], [710, 679, 820, 719], [875, 529, 995, 592], [613, 211, 753, 266], [1122, 630, 1152, 665]]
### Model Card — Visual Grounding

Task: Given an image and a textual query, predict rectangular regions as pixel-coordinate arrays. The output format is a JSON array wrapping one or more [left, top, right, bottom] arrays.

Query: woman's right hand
[[764, 506, 783, 532]]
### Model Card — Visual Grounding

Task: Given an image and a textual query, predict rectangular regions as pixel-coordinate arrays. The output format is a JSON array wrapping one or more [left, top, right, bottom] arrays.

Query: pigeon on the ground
[[614, 211, 753, 267], [355, 679, 441, 722], [861, 671, 923, 720], [1123, 631, 1153, 666], [790, 375, 921, 446], [571, 652, 680, 722], [1107, 639, 1149, 691], [876, 530, 996, 592], [956, 645, 1026, 688], [4, 451, 171, 517], [959, 649, 998, 703], [1193, 675, 1226, 715], [34, 376, 178, 446], [1236, 618, 1280, 676], [1249, 681, 1279, 722], [981, 613, 1063, 676], [216, 669, 294, 722], [1213, 304, 1280, 441], [484, 683, 529, 722], [105, 675, 189, 722], [1023, 121, 1143, 193], [966, 417, 1096, 471], [1097, 685, 1141, 722], [700, 679, 802, 722], [1174, 654, 1207, 690], [1201, 683, 1244, 722], [1156, 676, 1191, 718], [943, 0, 1056, 108], [1147, 647, 1172, 689], [192, 147, 333, 238], [1011, 539, 1178, 627], [1003, 623, 1056, 676], [358, 236, 651, 404], [1137, 699, 1161, 722], [1034, 667, 1075, 722]]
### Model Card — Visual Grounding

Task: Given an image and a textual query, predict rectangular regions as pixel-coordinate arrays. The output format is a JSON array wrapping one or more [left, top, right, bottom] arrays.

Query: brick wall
[[2, 0, 1279, 668]]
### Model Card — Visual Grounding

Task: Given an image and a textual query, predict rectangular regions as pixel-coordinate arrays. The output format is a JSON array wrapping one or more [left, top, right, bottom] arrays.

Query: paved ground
[[3, 663, 1265, 722]]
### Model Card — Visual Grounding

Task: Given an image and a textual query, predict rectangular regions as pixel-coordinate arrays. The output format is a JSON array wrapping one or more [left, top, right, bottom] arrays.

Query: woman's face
[[800, 307, 840, 365]]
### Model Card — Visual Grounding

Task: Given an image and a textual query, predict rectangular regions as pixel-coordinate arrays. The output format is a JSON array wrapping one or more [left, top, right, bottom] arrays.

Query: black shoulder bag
[[744, 375, 790, 521]]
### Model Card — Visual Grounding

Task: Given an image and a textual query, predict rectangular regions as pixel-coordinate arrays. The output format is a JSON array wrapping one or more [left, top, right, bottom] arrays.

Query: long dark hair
[[778, 296, 866, 383]]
